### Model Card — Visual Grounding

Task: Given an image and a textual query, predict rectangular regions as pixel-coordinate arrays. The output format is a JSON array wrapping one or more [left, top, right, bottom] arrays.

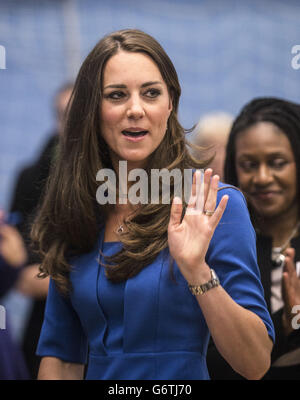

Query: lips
[[250, 191, 280, 201]]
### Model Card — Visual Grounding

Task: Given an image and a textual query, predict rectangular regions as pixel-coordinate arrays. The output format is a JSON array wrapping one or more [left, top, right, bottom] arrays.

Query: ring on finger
[[204, 210, 214, 216]]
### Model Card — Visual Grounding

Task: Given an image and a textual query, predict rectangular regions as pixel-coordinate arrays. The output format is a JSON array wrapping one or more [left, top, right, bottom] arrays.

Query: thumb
[[283, 247, 296, 275], [169, 197, 183, 229]]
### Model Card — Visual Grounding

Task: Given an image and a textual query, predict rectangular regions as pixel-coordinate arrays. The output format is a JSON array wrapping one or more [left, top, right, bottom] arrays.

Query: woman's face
[[100, 50, 172, 170], [235, 121, 297, 219]]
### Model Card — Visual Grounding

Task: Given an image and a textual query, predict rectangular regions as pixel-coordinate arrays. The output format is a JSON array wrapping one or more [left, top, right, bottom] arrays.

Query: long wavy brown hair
[[31, 29, 208, 295]]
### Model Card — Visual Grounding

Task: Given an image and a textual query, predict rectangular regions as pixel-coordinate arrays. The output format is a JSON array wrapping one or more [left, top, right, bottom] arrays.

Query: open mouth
[[122, 130, 148, 137]]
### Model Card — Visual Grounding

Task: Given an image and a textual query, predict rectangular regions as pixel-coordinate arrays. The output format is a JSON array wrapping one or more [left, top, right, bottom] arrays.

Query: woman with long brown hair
[[33, 29, 274, 380]]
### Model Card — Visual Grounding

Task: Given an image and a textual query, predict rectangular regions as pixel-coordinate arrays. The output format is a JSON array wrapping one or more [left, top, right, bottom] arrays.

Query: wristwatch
[[188, 269, 220, 295]]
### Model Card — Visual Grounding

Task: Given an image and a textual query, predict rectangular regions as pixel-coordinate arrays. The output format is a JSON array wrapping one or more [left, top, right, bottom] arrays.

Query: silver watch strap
[[188, 269, 220, 295]]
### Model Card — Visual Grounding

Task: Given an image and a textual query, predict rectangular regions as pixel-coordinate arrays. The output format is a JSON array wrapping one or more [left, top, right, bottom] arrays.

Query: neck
[[113, 202, 136, 217], [110, 152, 148, 174], [254, 205, 299, 247]]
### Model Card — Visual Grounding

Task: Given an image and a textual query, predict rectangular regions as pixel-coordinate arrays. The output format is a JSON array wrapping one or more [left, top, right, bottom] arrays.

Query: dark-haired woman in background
[[208, 97, 300, 379]]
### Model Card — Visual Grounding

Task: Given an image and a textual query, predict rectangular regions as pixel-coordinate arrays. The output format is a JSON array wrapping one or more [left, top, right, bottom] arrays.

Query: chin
[[122, 155, 149, 168], [254, 207, 286, 220], [123, 151, 151, 161]]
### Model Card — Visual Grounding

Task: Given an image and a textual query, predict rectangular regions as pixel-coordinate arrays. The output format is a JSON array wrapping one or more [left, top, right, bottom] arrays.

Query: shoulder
[[208, 184, 257, 261], [217, 182, 244, 197], [217, 182, 247, 210], [214, 182, 254, 236]]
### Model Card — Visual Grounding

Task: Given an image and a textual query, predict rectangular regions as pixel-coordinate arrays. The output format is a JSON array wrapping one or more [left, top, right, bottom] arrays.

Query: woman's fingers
[[203, 168, 213, 206], [196, 168, 213, 212], [195, 170, 205, 212], [169, 196, 183, 229], [186, 169, 224, 219], [181, 169, 228, 226], [186, 170, 200, 214], [283, 248, 296, 275], [187, 169, 213, 215], [187, 169, 199, 210], [203, 173, 219, 216], [210, 194, 229, 227]]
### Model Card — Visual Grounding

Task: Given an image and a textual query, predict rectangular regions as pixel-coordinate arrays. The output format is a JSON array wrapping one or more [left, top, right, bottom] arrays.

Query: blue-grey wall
[[1, 0, 300, 209]]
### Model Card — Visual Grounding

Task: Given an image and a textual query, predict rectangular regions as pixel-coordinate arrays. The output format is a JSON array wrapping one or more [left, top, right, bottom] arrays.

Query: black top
[[207, 233, 300, 380]]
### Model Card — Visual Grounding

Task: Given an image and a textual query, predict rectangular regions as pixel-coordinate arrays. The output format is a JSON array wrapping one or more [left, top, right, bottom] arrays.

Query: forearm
[[195, 281, 273, 379], [38, 357, 85, 380]]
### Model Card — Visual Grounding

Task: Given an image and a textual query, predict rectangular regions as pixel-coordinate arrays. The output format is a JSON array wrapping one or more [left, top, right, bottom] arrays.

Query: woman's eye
[[105, 91, 126, 100], [144, 88, 161, 98], [270, 159, 287, 169], [238, 160, 257, 171]]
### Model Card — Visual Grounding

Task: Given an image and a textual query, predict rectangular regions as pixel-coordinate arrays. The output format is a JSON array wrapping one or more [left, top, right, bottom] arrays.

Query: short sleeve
[[206, 185, 275, 343], [36, 278, 88, 363]]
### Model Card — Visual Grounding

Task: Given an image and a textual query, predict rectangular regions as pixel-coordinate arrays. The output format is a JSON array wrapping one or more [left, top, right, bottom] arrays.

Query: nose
[[126, 95, 145, 119], [253, 164, 273, 186]]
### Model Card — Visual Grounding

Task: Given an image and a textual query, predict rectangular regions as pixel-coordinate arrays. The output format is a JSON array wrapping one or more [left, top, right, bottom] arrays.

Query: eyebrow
[[103, 81, 163, 90], [237, 152, 289, 160]]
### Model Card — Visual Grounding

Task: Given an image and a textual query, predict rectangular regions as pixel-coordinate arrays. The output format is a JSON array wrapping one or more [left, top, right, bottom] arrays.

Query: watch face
[[211, 269, 218, 280]]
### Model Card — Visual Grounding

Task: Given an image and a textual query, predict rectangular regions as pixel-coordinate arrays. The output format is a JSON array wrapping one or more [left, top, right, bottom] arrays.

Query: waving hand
[[168, 169, 228, 284]]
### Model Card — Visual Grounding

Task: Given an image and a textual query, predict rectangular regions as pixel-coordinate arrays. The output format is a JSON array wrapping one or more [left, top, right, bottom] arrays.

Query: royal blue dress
[[36, 185, 275, 379]]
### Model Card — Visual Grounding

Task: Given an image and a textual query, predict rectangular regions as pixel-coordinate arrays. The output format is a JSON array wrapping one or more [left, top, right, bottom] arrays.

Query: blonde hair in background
[[192, 111, 233, 146], [189, 112, 233, 180]]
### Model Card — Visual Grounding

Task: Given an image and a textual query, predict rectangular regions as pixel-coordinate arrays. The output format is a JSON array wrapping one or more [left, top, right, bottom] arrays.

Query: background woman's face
[[235, 121, 297, 219], [100, 50, 172, 170]]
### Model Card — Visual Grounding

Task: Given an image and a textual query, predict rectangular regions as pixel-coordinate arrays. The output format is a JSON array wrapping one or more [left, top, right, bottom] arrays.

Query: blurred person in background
[[0, 210, 29, 379], [9, 83, 73, 379], [207, 97, 300, 379], [188, 112, 233, 181]]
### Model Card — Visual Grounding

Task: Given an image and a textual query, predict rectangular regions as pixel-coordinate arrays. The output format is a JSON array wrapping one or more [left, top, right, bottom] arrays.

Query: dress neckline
[[102, 240, 121, 247]]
